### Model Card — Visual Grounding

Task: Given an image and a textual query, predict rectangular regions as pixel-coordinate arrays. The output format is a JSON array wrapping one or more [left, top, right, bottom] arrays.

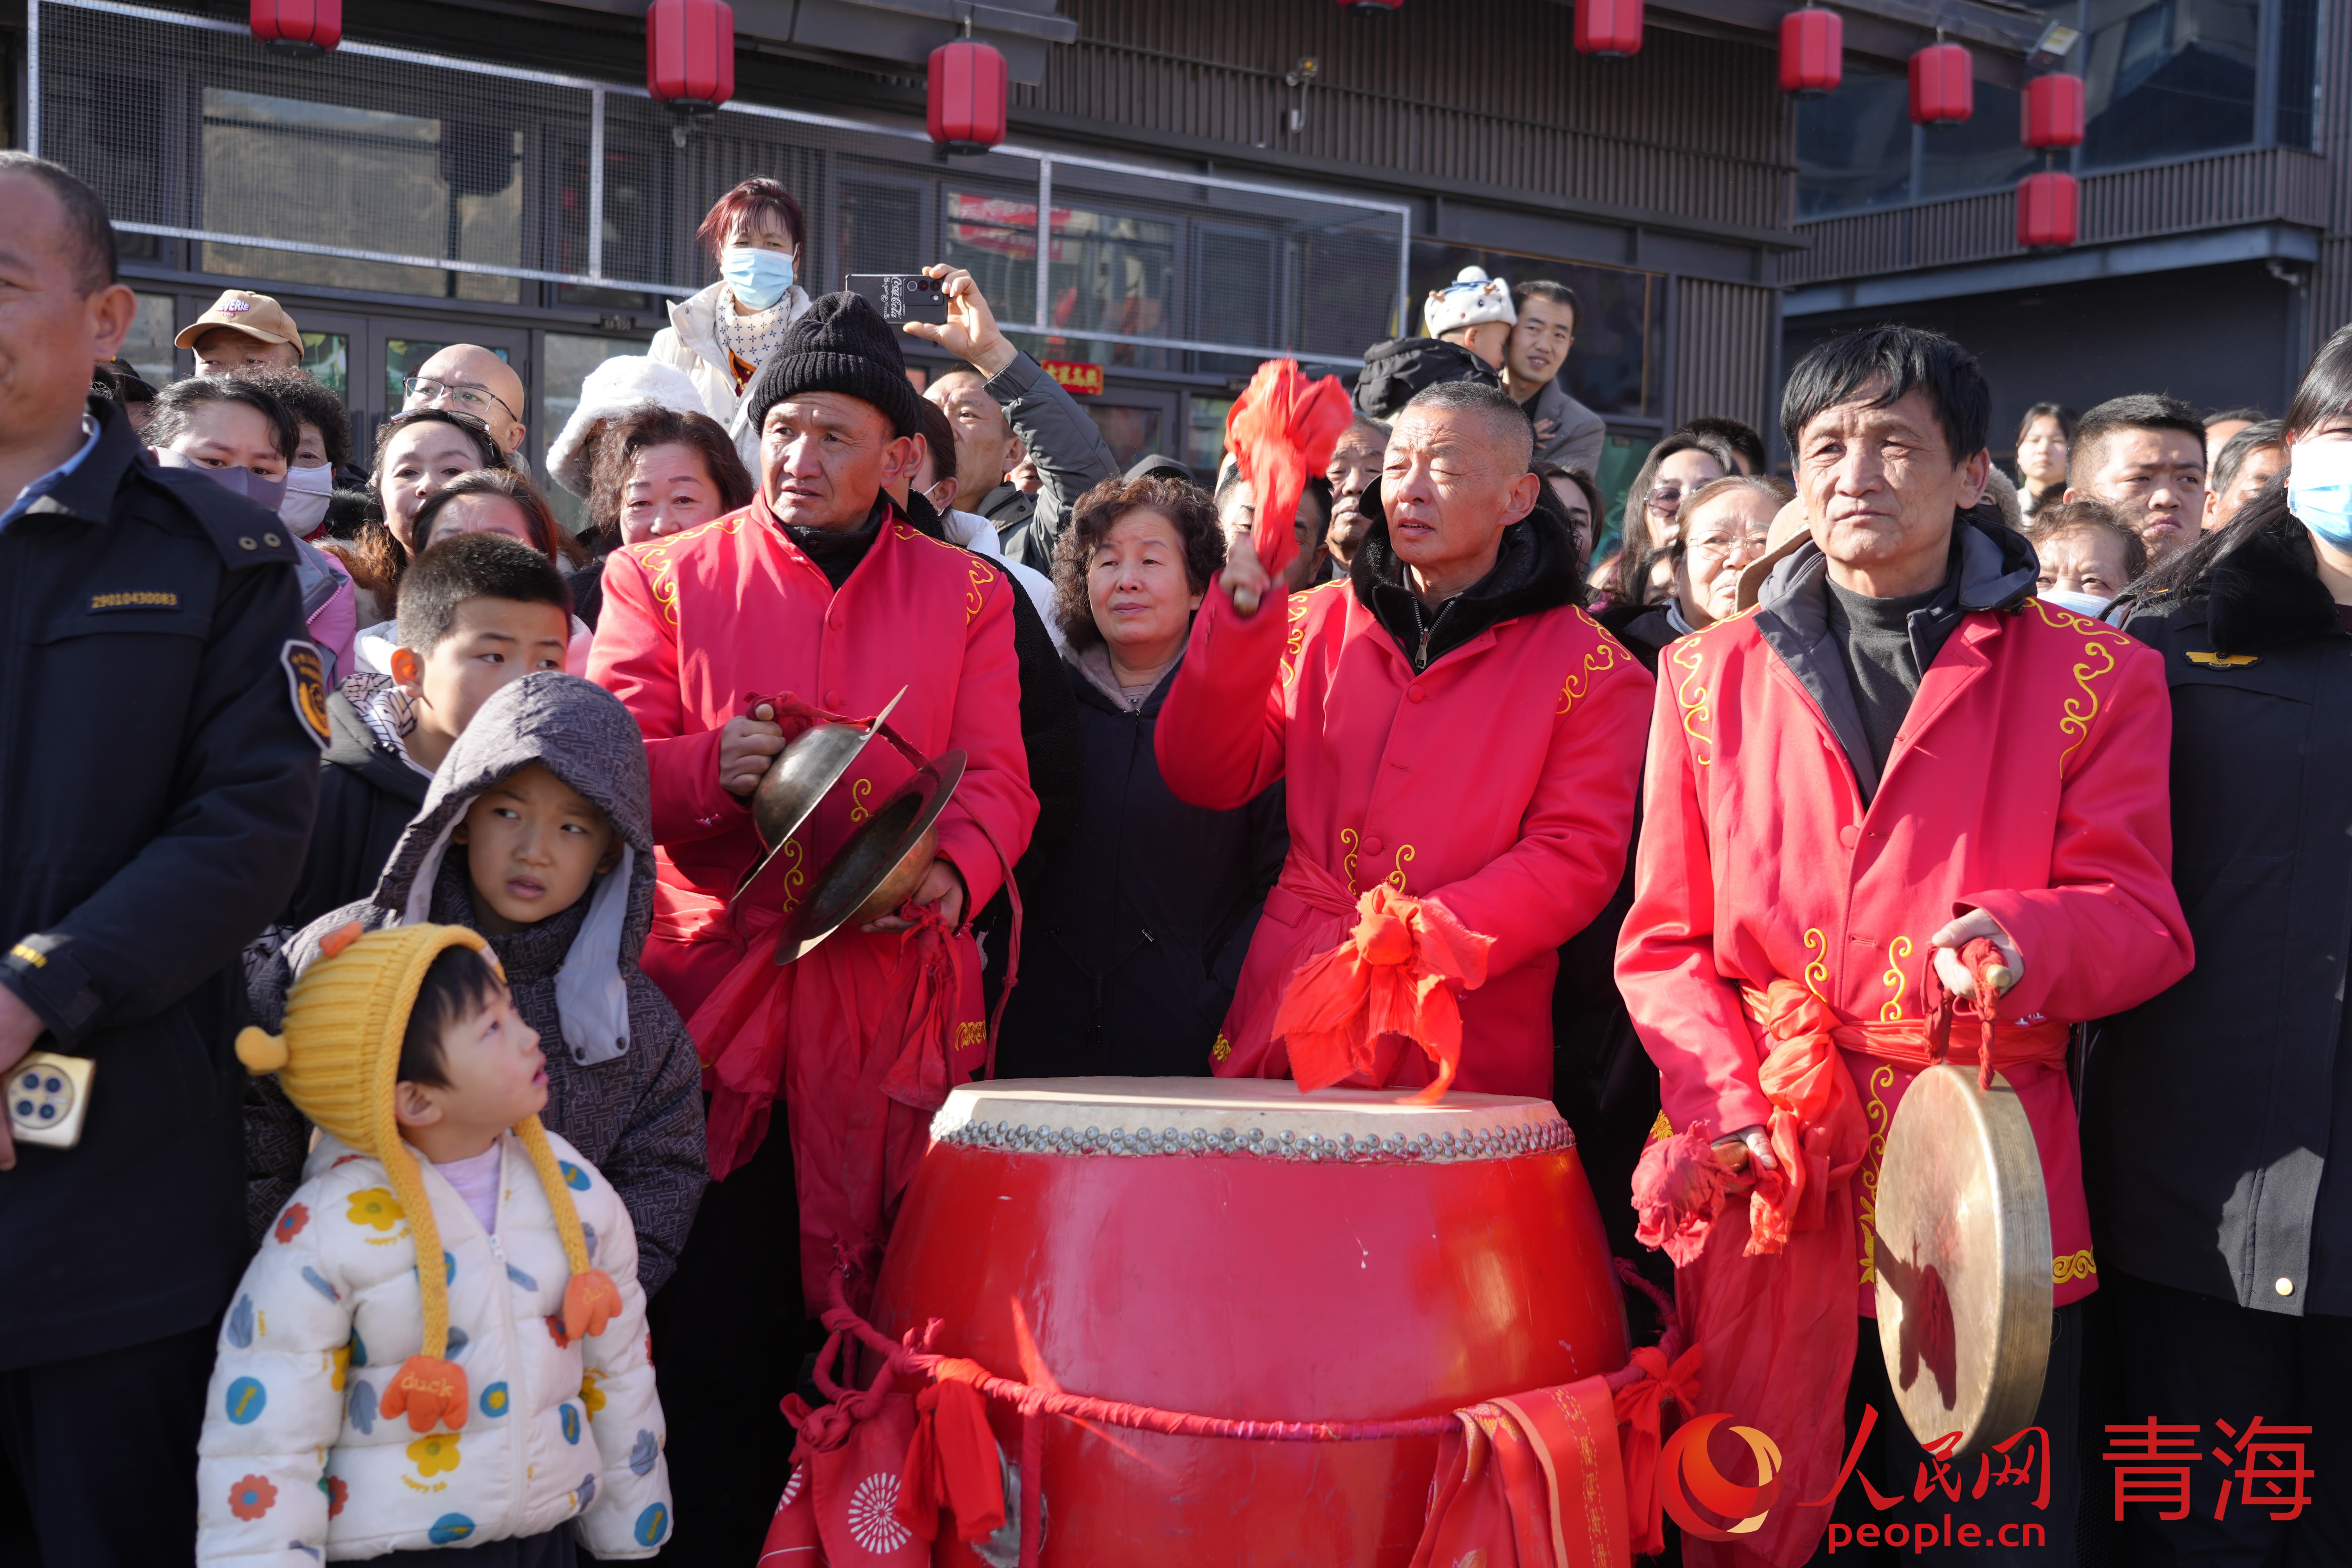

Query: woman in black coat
[[2089, 322, 2352, 1563], [995, 474, 1287, 1078]]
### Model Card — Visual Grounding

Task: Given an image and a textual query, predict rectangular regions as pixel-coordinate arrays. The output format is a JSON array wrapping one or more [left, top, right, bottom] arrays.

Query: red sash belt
[[1737, 984, 2069, 1083]]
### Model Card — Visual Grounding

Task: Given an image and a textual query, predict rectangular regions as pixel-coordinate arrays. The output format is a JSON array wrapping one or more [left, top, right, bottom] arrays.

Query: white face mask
[[2038, 586, 2113, 619], [282, 462, 334, 535], [2287, 435, 2352, 550]]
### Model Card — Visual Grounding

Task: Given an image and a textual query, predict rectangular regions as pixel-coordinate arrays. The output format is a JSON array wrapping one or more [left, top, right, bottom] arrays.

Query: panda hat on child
[[234, 921, 624, 1434], [1422, 266, 1517, 339]]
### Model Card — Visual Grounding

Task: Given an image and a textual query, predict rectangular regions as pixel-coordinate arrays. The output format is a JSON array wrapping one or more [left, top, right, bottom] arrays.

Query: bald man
[[404, 344, 528, 457]]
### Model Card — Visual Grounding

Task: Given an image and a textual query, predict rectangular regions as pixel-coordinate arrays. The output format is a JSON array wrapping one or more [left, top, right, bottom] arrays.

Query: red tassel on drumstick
[[1224, 360, 1355, 615]]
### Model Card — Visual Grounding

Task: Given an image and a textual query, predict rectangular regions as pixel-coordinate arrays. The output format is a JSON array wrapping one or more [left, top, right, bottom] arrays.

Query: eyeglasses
[[403, 376, 521, 424]]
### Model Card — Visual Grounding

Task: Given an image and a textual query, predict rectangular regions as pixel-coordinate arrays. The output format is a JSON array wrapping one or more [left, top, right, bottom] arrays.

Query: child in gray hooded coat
[[249, 672, 707, 1290]]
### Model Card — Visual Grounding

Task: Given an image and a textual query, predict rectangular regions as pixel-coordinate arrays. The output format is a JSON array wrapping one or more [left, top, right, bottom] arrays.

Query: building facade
[[1783, 0, 2348, 458], [1, 0, 1820, 519]]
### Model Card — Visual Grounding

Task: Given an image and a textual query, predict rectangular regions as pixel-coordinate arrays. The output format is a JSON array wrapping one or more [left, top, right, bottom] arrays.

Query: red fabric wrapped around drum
[[870, 1077, 1631, 1566]]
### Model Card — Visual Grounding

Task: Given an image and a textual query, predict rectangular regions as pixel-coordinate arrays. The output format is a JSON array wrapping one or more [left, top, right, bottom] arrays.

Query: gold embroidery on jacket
[[1386, 843, 1417, 893], [1858, 1064, 1897, 1285], [1671, 637, 1715, 766], [1880, 936, 1913, 1021], [1803, 928, 1830, 996], [2054, 1248, 2098, 1285], [1556, 638, 1621, 716]]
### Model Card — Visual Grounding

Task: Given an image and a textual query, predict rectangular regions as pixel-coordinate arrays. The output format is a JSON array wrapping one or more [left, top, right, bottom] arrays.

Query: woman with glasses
[[1615, 474, 1789, 672], [650, 178, 813, 471], [1596, 430, 1736, 619]]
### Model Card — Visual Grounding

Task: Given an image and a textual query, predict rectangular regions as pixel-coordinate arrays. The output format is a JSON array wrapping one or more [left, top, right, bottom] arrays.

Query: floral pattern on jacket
[[197, 1130, 672, 1563]]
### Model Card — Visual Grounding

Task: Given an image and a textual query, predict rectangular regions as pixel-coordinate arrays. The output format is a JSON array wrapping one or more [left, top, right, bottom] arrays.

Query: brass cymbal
[[736, 689, 903, 910], [773, 749, 967, 964]]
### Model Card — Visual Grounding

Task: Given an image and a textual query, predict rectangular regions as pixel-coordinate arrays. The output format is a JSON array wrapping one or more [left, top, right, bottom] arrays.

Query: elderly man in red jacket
[[1156, 380, 1649, 1099], [1616, 326, 2193, 1565], [591, 291, 1035, 1564]]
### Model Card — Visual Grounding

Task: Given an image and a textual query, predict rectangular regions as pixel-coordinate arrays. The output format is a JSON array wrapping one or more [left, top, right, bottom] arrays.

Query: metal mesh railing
[[32, 0, 1411, 366]]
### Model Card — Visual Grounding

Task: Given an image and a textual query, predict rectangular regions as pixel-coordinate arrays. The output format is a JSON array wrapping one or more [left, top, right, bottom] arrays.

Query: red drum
[[871, 1077, 1630, 1566]]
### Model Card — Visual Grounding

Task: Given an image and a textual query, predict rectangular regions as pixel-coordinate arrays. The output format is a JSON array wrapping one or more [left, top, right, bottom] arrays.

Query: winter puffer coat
[[197, 1129, 672, 1562], [248, 674, 707, 1291], [647, 279, 813, 473]]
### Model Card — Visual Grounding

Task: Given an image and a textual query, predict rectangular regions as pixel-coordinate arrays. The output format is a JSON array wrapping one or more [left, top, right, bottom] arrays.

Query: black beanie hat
[[742, 292, 925, 442]]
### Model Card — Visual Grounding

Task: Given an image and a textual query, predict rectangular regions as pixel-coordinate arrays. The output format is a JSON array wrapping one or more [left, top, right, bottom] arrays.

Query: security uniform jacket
[[1155, 499, 1651, 1098], [2097, 518, 2352, 1314], [1616, 516, 2195, 1313], [0, 398, 321, 1365]]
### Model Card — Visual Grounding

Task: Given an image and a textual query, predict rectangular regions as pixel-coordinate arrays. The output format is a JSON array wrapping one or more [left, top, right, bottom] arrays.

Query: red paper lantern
[[2023, 72, 2085, 149], [646, 0, 735, 111], [2017, 170, 2079, 248], [928, 40, 1009, 151], [249, 0, 339, 55], [1909, 42, 1974, 124], [1574, 0, 1643, 57], [1779, 8, 1843, 95]]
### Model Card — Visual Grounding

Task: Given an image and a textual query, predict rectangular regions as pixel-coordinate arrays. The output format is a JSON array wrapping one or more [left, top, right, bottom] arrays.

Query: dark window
[[2276, 0, 2320, 148], [1795, 60, 1915, 218], [2081, 0, 2259, 167], [1411, 242, 1659, 420], [1921, 81, 2038, 198]]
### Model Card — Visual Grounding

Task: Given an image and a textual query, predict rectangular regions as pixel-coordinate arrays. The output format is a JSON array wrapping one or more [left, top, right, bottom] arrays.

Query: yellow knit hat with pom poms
[[236, 921, 624, 1434]]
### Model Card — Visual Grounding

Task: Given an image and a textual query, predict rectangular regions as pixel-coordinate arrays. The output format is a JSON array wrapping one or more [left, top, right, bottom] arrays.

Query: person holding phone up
[[907, 264, 1120, 574]]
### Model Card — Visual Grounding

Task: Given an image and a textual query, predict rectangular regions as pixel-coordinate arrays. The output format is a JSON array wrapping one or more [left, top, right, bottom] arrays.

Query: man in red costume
[[590, 291, 1035, 1565], [1616, 327, 2193, 1564], [1156, 380, 1648, 1097]]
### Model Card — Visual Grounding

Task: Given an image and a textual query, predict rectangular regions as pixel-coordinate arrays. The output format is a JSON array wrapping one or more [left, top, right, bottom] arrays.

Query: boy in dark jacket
[[249, 672, 708, 1291], [281, 534, 574, 931]]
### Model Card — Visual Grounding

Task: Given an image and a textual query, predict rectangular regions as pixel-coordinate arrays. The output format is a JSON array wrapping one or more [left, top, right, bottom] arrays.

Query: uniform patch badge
[[282, 639, 331, 750], [2185, 650, 2261, 668]]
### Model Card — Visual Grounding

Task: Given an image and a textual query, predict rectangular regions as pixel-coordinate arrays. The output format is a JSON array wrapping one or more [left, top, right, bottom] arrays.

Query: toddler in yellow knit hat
[[196, 922, 673, 1564]]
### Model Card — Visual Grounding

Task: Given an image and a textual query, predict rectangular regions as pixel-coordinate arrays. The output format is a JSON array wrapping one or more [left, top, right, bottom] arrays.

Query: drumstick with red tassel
[[1224, 361, 1355, 616]]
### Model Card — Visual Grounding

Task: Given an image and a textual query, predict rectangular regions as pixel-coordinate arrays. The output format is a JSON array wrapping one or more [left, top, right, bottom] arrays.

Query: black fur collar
[[2204, 518, 2343, 655]]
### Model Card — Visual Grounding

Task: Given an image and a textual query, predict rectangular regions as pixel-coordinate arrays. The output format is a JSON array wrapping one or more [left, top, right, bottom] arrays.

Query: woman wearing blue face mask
[[648, 178, 811, 472], [2088, 321, 2352, 1566]]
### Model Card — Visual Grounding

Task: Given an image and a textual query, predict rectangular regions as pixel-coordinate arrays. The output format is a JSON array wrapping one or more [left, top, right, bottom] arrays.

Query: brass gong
[[1871, 1063, 2052, 1458], [772, 749, 967, 965]]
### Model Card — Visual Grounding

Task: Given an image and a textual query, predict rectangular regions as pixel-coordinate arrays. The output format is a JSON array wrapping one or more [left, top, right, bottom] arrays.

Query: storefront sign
[[1042, 359, 1104, 395]]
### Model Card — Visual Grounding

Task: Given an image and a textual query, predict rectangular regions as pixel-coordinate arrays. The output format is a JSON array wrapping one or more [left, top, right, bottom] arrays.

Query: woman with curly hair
[[993, 475, 1289, 1078]]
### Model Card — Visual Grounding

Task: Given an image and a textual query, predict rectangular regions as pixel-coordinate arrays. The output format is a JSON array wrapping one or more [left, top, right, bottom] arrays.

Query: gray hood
[[370, 672, 653, 1066]]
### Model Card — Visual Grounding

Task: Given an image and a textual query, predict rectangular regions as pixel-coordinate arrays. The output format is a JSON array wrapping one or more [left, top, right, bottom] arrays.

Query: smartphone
[[844, 273, 951, 326]]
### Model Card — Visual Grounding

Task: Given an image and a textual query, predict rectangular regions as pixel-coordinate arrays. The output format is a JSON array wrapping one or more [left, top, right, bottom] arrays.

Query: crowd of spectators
[[9, 143, 2342, 1567]]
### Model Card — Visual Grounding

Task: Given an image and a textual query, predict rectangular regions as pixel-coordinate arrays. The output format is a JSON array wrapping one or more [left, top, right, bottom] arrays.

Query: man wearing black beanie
[[589, 290, 1040, 1566]]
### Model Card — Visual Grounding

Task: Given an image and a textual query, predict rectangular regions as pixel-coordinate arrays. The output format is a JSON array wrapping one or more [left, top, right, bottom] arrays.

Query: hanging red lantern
[[249, 0, 340, 55], [1909, 42, 1974, 124], [647, 0, 735, 111], [929, 39, 1010, 151], [1574, 0, 1643, 56], [1779, 8, 1842, 95], [2023, 72, 2085, 148], [2017, 170, 2079, 248]]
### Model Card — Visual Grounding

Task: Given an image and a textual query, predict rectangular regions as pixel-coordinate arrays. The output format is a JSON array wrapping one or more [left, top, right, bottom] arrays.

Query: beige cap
[[175, 289, 301, 349]]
